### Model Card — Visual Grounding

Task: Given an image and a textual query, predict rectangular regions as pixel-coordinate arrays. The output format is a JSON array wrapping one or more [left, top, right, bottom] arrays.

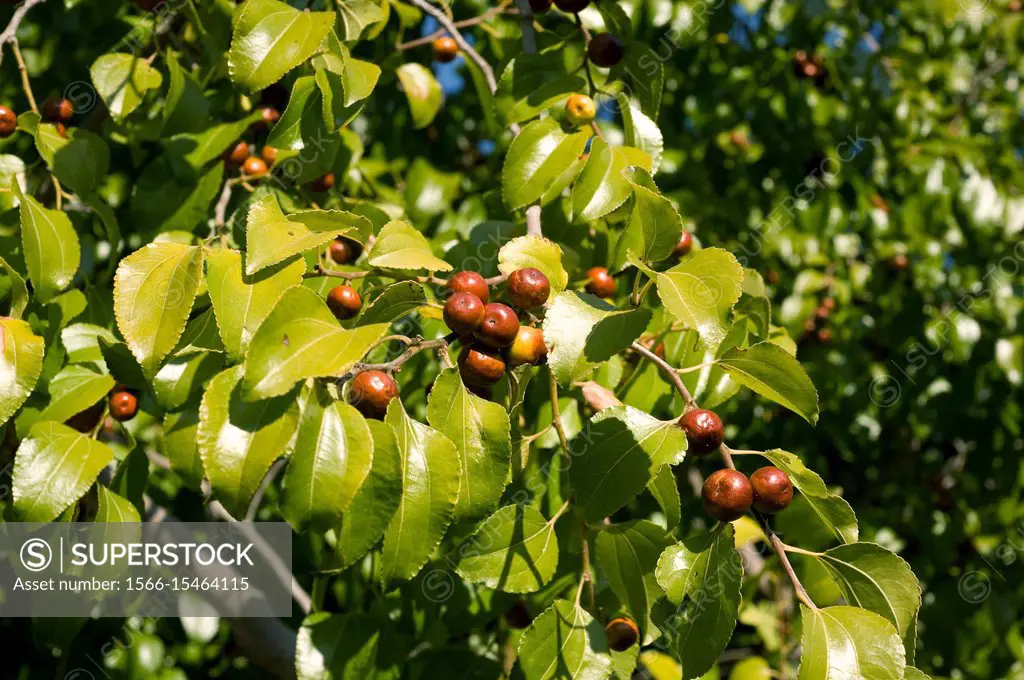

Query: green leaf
[[427, 369, 511, 521], [282, 385, 374, 532], [153, 351, 224, 411], [758, 449, 859, 544], [717, 342, 819, 424], [335, 420, 402, 570], [96, 485, 141, 523], [571, 138, 652, 223], [245, 194, 370, 276], [34, 126, 110, 197], [613, 168, 682, 270], [267, 76, 321, 150], [595, 520, 673, 643], [62, 323, 117, 365], [15, 181, 81, 303], [542, 292, 652, 386], [367, 220, 453, 272], [618, 96, 664, 172], [494, 55, 586, 126], [165, 117, 259, 170], [38, 365, 115, 425], [113, 243, 204, 376], [379, 400, 461, 586], [798, 605, 905, 680], [497, 236, 570, 294], [334, 0, 386, 40], [206, 248, 305, 361], [568, 405, 687, 523], [295, 612, 381, 680], [817, 543, 921, 657], [501, 118, 591, 210], [516, 600, 612, 680], [162, 52, 211, 135], [635, 248, 744, 348], [13, 421, 115, 522], [89, 53, 163, 119], [0, 255, 28, 319], [162, 408, 205, 490], [357, 281, 427, 326], [396, 63, 443, 130], [198, 366, 300, 518], [228, 0, 336, 92], [647, 465, 681, 531], [242, 286, 389, 400], [131, 156, 224, 232], [454, 504, 559, 593], [905, 669, 932, 680], [0, 318, 45, 427], [655, 526, 743, 680]]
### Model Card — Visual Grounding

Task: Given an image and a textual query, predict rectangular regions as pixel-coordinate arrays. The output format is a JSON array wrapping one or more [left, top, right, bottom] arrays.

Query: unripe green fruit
[[565, 93, 597, 126], [702, 469, 753, 522]]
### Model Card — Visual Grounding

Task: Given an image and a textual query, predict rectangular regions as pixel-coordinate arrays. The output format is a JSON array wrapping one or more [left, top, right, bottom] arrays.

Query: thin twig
[[769, 533, 817, 610], [630, 341, 695, 406], [0, 0, 47, 68], [245, 458, 285, 521], [407, 0, 499, 94], [213, 179, 235, 227], [9, 39, 38, 114], [354, 334, 456, 373], [397, 2, 513, 50], [547, 369, 571, 459], [525, 204, 542, 236]]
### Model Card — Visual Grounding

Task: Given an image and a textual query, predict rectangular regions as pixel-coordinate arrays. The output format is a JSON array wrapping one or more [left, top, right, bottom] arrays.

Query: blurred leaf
[[396, 64, 443, 130]]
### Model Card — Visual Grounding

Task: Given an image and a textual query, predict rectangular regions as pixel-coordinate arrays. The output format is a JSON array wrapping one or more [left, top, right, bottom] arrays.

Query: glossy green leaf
[[266, 76, 322, 150], [758, 449, 859, 544], [568, 405, 687, 523], [517, 600, 612, 680], [0, 255, 28, 319], [367, 220, 453, 272], [543, 292, 652, 386], [282, 385, 374, 532], [619, 95, 664, 172], [242, 286, 389, 400], [718, 342, 819, 424], [0, 318, 45, 427], [454, 504, 559, 593], [35, 125, 109, 197], [13, 421, 115, 522], [38, 365, 114, 425], [162, 408, 205, 490], [15, 181, 80, 303], [89, 53, 163, 119], [96, 485, 141, 523], [61, 323, 117, 365], [427, 369, 511, 521], [334, 0, 386, 40], [162, 52, 211, 135], [198, 366, 300, 518], [497, 235, 570, 293], [335, 420, 402, 570], [113, 243, 204, 376], [357, 281, 427, 326], [502, 118, 591, 210], [494, 55, 586, 126], [245, 194, 370, 276], [396, 63, 443, 130], [655, 526, 743, 680], [798, 605, 905, 680], [153, 351, 224, 411], [571, 138, 652, 223], [228, 0, 335, 92], [613, 168, 682, 269], [379, 400, 461, 586], [295, 612, 381, 680], [205, 248, 305, 361], [595, 520, 673, 644], [165, 117, 258, 170], [648, 465, 681, 531]]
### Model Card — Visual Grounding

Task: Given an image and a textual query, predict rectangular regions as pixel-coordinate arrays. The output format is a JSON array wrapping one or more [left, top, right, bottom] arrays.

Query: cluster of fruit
[[793, 50, 828, 87], [0, 94, 76, 140], [801, 292, 837, 345]]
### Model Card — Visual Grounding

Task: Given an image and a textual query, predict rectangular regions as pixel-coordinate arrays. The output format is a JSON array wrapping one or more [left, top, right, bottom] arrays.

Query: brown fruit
[[528, 0, 552, 13], [0, 106, 16, 138], [459, 343, 506, 385], [137, 0, 161, 10], [702, 469, 753, 522], [678, 409, 724, 456], [553, 0, 590, 12], [506, 267, 550, 309], [1011, 0, 1022, 11], [348, 370, 399, 420], [326, 285, 362, 320], [585, 266, 617, 299], [673, 231, 693, 257], [261, 145, 278, 166], [444, 292, 486, 335], [565, 93, 597, 126], [42, 96, 75, 123], [328, 238, 361, 265], [605, 618, 639, 652], [474, 303, 520, 349], [750, 466, 793, 514], [814, 305, 830, 321], [310, 172, 335, 193], [765, 270, 780, 285], [242, 156, 268, 177], [816, 328, 833, 344], [822, 297, 836, 311], [433, 36, 459, 63], [109, 390, 139, 422], [891, 254, 910, 271], [587, 33, 624, 68], [258, 106, 280, 129], [508, 326, 546, 366], [446, 271, 490, 303], [225, 140, 250, 166]]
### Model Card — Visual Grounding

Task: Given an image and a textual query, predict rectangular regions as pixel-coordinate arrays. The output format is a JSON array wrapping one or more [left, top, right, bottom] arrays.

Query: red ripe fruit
[[310, 173, 335, 193], [443, 292, 485, 336], [587, 33, 624, 68], [678, 409, 724, 456], [261, 146, 278, 166], [348, 370, 399, 420], [750, 466, 794, 514], [433, 36, 459, 63], [328, 238, 361, 265], [242, 156, 268, 177], [585, 267, 617, 299], [506, 267, 550, 309], [109, 390, 139, 422], [42, 96, 75, 123], [0, 106, 16, 138], [605, 618, 639, 652], [674, 232, 693, 257], [446, 271, 490, 303], [225, 140, 250, 166], [326, 285, 362, 320], [702, 469, 753, 522], [474, 303, 520, 349], [459, 344, 506, 386]]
